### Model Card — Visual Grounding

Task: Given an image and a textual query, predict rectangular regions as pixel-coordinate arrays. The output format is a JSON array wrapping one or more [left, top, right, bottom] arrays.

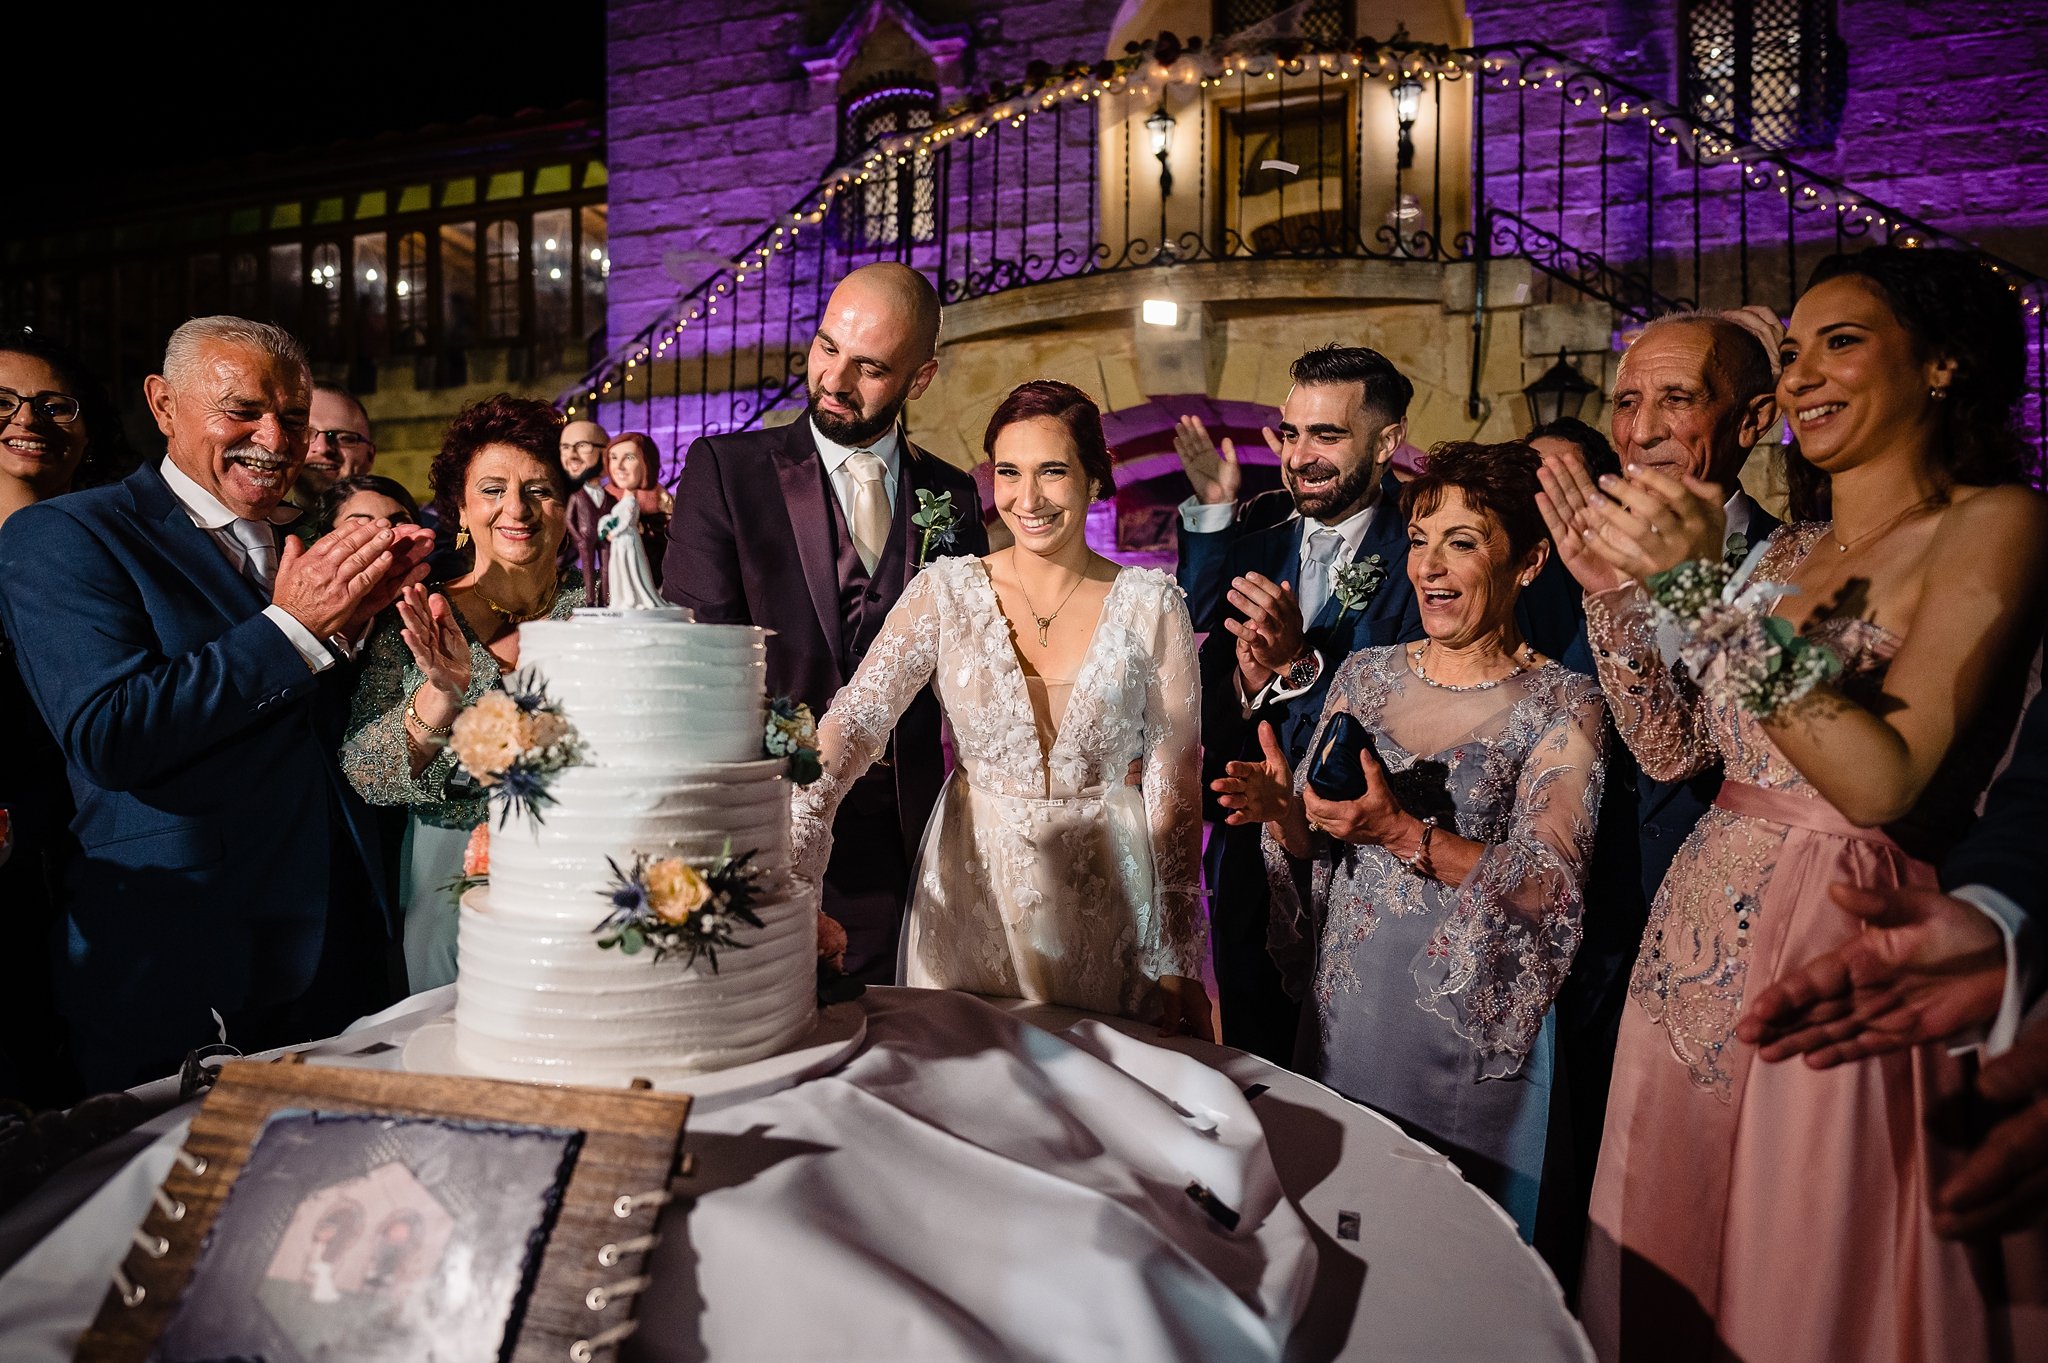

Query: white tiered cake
[[452, 612, 818, 1085]]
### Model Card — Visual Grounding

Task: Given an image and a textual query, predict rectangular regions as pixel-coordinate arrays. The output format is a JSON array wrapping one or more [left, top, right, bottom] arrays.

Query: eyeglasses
[[0, 390, 82, 425], [311, 429, 373, 449], [561, 440, 605, 457]]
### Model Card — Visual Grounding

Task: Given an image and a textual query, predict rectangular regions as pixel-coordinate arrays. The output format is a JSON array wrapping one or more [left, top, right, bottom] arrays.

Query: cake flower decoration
[[765, 696, 822, 785], [447, 671, 585, 826], [595, 843, 766, 971]]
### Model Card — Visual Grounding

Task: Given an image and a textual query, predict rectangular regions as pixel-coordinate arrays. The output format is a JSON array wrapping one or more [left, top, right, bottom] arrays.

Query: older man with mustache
[[0, 315, 433, 1090]]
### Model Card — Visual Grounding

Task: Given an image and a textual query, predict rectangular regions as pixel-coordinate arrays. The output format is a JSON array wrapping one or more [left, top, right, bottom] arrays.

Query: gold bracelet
[[406, 684, 455, 738]]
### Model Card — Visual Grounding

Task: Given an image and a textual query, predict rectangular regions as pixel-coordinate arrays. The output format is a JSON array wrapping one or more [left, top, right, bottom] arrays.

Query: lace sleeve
[[1413, 678, 1608, 1078], [1137, 581, 1207, 981], [790, 570, 944, 882], [1583, 580, 1716, 781], [339, 613, 459, 807]]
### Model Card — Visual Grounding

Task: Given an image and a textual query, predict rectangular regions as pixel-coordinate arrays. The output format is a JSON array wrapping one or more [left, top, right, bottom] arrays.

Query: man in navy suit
[[664, 264, 987, 982], [1179, 345, 1426, 1064], [0, 316, 428, 1091]]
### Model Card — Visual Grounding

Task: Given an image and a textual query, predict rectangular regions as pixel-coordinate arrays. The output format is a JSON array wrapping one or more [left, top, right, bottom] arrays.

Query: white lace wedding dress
[[792, 556, 1207, 1018]]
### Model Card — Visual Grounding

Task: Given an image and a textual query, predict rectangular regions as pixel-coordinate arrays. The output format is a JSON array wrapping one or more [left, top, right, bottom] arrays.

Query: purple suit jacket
[[661, 419, 987, 863]]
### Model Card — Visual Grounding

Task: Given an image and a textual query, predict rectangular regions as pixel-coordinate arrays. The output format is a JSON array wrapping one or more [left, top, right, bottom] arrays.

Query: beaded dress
[[1264, 645, 1608, 1236], [1581, 524, 2044, 1363]]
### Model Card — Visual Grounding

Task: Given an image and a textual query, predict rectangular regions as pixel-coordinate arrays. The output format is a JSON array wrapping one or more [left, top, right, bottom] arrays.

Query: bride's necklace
[[1410, 640, 1534, 691], [1012, 567, 1085, 647], [1829, 494, 1938, 554]]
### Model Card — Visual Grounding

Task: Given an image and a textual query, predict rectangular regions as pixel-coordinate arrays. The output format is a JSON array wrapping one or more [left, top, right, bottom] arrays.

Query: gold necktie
[[847, 451, 890, 574]]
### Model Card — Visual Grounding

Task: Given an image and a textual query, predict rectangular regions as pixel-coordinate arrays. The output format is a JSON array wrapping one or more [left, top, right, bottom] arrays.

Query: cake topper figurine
[[598, 495, 680, 613]]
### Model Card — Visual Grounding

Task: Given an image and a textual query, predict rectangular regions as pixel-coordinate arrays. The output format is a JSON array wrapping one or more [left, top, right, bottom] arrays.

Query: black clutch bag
[[1306, 712, 1376, 802]]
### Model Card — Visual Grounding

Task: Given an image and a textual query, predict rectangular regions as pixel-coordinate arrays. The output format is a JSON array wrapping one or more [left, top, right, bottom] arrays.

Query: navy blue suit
[[0, 461, 394, 1091], [1943, 684, 2048, 934], [1194, 473, 1425, 1062]]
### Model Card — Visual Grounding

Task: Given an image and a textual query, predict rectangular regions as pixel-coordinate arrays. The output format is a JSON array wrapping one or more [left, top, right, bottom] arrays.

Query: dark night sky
[[21, 3, 605, 210]]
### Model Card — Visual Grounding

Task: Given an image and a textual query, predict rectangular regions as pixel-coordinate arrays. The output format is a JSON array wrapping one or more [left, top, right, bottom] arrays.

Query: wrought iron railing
[[565, 34, 2046, 473]]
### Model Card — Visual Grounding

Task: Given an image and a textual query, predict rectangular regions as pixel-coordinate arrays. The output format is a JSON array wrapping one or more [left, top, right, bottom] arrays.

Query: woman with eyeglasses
[[0, 330, 135, 1107]]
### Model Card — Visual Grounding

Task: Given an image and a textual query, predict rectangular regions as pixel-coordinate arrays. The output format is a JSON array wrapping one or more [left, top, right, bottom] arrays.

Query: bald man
[[665, 264, 986, 981]]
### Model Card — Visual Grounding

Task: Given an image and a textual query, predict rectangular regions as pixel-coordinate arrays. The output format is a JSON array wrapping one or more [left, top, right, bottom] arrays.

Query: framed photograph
[[75, 1057, 691, 1363]]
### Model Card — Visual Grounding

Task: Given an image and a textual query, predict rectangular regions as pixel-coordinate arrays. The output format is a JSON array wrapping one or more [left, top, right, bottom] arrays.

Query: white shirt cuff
[[1178, 497, 1235, 533], [264, 604, 338, 674], [1949, 883, 2040, 1058], [1261, 651, 1324, 706]]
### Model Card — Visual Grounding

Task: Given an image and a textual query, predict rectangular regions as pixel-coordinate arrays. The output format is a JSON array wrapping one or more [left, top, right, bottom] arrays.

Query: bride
[[792, 380, 1213, 1037]]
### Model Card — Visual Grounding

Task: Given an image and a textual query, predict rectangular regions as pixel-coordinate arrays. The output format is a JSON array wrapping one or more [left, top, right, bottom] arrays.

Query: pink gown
[[1581, 525, 2048, 1363]]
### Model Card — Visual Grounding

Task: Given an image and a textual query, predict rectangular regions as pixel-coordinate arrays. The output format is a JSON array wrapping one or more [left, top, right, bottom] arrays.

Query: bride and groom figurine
[[663, 264, 1212, 1037]]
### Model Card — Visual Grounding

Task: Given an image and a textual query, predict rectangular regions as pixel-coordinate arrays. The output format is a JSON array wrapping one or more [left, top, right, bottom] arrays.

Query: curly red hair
[[429, 394, 568, 525], [1399, 440, 1549, 559]]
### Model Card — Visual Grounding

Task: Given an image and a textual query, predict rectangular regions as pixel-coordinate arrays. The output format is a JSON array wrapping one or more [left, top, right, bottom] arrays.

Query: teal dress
[[340, 583, 583, 991]]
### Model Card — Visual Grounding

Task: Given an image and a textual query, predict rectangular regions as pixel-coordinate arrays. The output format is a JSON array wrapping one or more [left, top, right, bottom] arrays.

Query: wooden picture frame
[[74, 1056, 691, 1363]]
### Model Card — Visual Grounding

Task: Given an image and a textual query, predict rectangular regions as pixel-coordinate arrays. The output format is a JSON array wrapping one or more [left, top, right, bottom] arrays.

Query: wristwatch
[[1277, 650, 1321, 694], [325, 632, 358, 663]]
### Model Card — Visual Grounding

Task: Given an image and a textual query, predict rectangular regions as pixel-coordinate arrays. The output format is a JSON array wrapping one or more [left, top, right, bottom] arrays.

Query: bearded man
[[664, 264, 986, 981]]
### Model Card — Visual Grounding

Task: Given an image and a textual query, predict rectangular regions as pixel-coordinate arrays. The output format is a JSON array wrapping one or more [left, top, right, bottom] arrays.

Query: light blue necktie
[[1296, 527, 1344, 626]]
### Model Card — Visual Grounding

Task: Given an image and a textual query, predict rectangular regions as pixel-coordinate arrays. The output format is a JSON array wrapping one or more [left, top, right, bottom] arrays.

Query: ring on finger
[[1307, 817, 1323, 834]]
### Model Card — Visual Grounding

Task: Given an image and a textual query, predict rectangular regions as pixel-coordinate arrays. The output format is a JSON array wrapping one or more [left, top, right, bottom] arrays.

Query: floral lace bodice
[[792, 555, 1207, 980], [1265, 647, 1609, 1077]]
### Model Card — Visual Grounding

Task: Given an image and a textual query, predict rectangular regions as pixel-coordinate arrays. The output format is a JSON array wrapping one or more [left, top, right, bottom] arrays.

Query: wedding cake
[[450, 611, 819, 1085]]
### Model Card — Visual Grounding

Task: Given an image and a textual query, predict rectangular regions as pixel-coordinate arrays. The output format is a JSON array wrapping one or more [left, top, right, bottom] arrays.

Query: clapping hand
[[1736, 883, 2006, 1067], [1580, 463, 1729, 580], [1224, 572, 1306, 693], [1535, 444, 1630, 595], [1215, 721, 1299, 828], [274, 520, 429, 639], [1173, 414, 1265, 507], [1935, 1027, 2048, 1239], [397, 582, 472, 702]]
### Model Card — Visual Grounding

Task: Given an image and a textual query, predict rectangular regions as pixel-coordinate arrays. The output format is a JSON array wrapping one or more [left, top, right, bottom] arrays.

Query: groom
[[665, 263, 986, 982]]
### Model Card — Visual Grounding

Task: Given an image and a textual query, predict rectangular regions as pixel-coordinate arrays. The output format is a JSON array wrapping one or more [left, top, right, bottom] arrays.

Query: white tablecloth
[[0, 987, 1591, 1362]]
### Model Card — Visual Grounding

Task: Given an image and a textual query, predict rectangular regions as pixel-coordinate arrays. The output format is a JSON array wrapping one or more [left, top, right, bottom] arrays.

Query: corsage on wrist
[[1646, 557, 1842, 719]]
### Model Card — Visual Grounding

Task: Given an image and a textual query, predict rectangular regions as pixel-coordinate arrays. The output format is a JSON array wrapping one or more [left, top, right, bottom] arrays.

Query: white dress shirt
[[159, 457, 334, 674], [813, 420, 903, 530]]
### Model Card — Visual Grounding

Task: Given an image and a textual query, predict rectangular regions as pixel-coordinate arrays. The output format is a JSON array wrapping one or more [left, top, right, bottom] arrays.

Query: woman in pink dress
[[1541, 247, 2048, 1362]]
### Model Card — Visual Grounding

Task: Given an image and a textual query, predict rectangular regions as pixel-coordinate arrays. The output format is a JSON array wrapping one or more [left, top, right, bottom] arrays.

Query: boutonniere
[[1330, 555, 1386, 625], [1723, 530, 1750, 565], [911, 488, 962, 566]]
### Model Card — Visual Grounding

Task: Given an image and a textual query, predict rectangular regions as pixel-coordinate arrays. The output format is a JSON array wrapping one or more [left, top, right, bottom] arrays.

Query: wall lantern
[[1146, 103, 1176, 197], [1522, 349, 1600, 426], [1392, 78, 1422, 170]]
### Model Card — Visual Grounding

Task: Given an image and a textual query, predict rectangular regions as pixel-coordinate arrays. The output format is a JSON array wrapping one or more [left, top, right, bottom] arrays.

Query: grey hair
[[1634, 310, 1775, 407], [161, 316, 309, 391]]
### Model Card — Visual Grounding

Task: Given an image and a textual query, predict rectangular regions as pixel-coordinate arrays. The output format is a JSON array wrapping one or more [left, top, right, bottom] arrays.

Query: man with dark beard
[[664, 264, 986, 981], [1190, 344, 1426, 1065]]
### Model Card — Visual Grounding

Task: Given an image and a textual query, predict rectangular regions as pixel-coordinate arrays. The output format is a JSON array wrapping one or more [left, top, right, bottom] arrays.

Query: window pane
[[484, 220, 521, 339], [441, 221, 477, 350], [579, 204, 607, 343], [354, 233, 388, 355], [268, 242, 302, 327], [308, 242, 343, 353], [396, 231, 428, 348], [532, 208, 572, 351], [189, 254, 223, 316], [228, 252, 259, 315]]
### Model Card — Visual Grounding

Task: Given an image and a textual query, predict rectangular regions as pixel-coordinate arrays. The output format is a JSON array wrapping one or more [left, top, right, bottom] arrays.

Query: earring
[[455, 527, 470, 549], [1930, 386, 1949, 401]]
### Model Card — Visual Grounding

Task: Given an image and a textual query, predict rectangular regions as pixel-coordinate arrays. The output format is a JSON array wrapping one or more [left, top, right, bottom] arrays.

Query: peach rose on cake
[[644, 858, 712, 923], [449, 690, 525, 782], [462, 823, 491, 879], [817, 912, 849, 972]]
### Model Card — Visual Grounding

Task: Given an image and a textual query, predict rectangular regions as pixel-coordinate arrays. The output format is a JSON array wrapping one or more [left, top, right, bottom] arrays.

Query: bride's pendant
[[1034, 616, 1054, 647]]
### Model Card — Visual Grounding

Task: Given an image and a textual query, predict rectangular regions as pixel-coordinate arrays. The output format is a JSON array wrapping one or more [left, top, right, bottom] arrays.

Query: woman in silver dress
[[1220, 440, 1607, 1236]]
